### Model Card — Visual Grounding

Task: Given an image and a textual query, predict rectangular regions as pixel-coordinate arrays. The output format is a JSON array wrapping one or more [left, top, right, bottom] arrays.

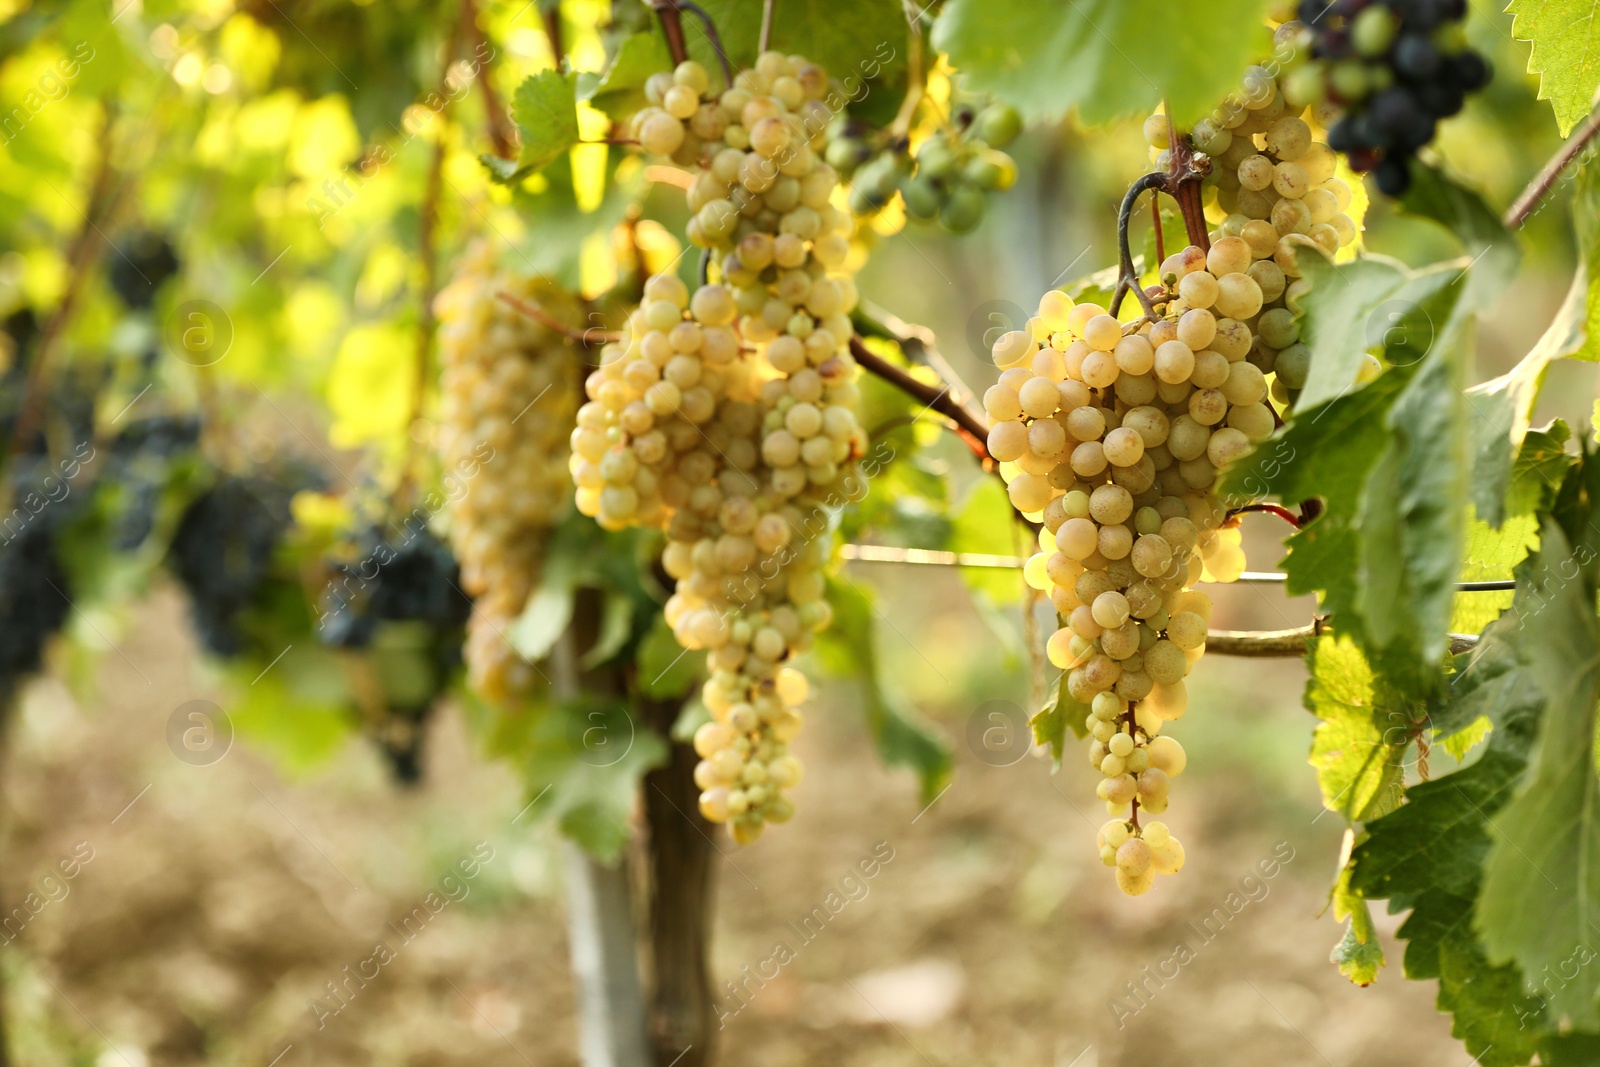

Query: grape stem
[[1108, 122, 1213, 318], [675, 1, 735, 87], [1110, 172, 1169, 320], [1224, 502, 1303, 528], [462, 0, 517, 160], [1504, 105, 1600, 229], [650, 0, 690, 67], [887, 13, 924, 142], [497, 291, 621, 346]]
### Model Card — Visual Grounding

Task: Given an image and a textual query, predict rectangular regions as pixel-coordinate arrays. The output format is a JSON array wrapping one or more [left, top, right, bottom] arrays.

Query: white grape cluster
[[581, 52, 867, 844], [1150, 65, 1368, 398], [435, 242, 582, 704], [987, 286, 1247, 894]]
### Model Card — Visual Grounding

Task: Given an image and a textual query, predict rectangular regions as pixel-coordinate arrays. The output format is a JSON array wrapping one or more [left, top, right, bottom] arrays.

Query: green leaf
[[636, 615, 703, 699], [1229, 272, 1470, 699], [684, 0, 907, 114], [579, 592, 634, 669], [521, 698, 669, 862], [1350, 609, 1550, 1066], [1031, 670, 1088, 767], [1306, 635, 1413, 823], [1295, 254, 1456, 409], [512, 70, 581, 175], [815, 576, 952, 802], [1398, 162, 1521, 313], [1507, 0, 1600, 134], [508, 584, 575, 663], [1331, 898, 1386, 986], [946, 477, 1026, 605], [931, 0, 1275, 128], [581, 31, 672, 120], [1478, 523, 1600, 1029]]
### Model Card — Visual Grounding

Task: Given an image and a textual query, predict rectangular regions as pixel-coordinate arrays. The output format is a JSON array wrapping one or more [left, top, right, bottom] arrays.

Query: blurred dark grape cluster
[[1286, 0, 1491, 195]]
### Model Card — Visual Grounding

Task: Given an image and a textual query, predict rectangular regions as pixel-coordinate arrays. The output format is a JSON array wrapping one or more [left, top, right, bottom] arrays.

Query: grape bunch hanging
[[576, 50, 867, 843], [1280, 0, 1491, 195], [435, 241, 584, 706], [985, 61, 1362, 894]]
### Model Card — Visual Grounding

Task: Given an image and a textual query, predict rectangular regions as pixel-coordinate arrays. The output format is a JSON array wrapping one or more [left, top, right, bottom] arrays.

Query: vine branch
[[8, 101, 121, 464], [1504, 105, 1600, 229], [498, 291, 619, 345], [462, 0, 517, 159], [848, 335, 988, 458]]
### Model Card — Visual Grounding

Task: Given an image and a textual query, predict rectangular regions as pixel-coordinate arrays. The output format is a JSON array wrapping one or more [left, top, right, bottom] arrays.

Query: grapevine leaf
[[637, 616, 703, 700], [508, 583, 575, 663], [1331, 905, 1386, 986], [1437, 938, 1544, 1067], [521, 698, 669, 862], [683, 0, 908, 121], [1467, 268, 1585, 502], [1450, 513, 1538, 636], [1398, 162, 1521, 313], [1477, 523, 1600, 1029], [1294, 254, 1455, 409], [512, 70, 581, 176], [579, 592, 634, 669], [1350, 605, 1550, 1065], [581, 31, 672, 121], [815, 577, 953, 802], [1506, 0, 1600, 135], [930, 0, 1275, 128], [1331, 865, 1387, 985], [1306, 635, 1412, 823], [1362, 312, 1471, 670], [1032, 670, 1088, 768], [947, 477, 1025, 605]]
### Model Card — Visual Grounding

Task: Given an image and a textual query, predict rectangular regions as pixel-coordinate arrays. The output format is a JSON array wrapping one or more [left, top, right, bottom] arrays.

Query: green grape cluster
[[985, 256, 1283, 894], [1166, 64, 1373, 402], [593, 52, 869, 844], [435, 241, 583, 705], [828, 101, 1022, 233]]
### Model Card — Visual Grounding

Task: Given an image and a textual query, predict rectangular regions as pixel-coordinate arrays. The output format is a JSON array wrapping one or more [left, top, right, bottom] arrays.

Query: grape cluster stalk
[[988, 66, 1363, 894], [575, 52, 867, 843], [435, 241, 583, 705]]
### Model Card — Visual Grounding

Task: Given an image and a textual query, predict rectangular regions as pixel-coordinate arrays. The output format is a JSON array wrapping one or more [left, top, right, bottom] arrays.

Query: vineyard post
[[551, 592, 652, 1067]]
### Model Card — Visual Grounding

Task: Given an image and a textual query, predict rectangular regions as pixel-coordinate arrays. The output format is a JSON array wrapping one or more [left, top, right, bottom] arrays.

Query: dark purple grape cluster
[[0, 496, 73, 700], [107, 230, 181, 310], [167, 475, 296, 656], [1291, 0, 1491, 195], [318, 526, 471, 650]]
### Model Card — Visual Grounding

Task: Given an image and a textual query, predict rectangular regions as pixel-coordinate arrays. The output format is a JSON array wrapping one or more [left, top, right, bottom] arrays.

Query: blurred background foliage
[[0, 0, 1586, 1063]]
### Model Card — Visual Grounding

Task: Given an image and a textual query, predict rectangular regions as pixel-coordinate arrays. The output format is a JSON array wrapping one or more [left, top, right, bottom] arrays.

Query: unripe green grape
[[940, 183, 987, 233]]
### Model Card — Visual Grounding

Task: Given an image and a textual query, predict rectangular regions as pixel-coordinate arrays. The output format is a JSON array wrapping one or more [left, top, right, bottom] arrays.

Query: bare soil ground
[[0, 566, 1465, 1067]]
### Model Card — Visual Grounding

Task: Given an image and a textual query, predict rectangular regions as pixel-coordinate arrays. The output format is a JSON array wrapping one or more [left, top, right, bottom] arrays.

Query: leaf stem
[[1224, 502, 1303, 528]]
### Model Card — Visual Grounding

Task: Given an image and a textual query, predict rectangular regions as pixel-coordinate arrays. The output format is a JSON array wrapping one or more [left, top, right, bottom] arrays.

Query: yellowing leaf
[[326, 322, 413, 451], [287, 94, 360, 179]]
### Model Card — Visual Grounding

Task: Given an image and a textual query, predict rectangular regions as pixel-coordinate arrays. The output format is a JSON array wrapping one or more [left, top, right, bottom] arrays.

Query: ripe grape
[[435, 241, 583, 704]]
